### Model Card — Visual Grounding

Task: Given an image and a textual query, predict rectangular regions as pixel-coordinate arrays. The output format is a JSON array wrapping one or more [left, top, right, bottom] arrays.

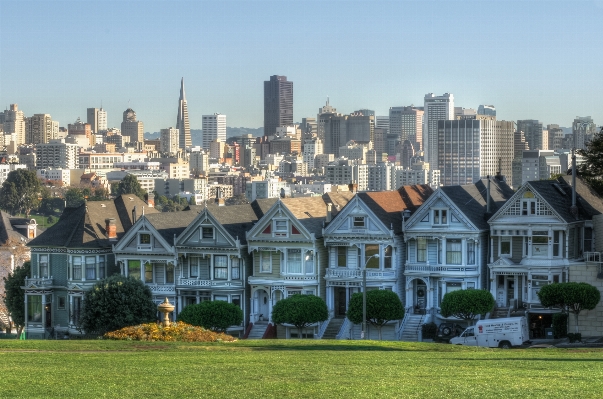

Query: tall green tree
[[113, 175, 146, 199], [3, 261, 30, 337], [272, 294, 328, 338], [81, 275, 156, 335], [0, 169, 42, 217], [538, 282, 600, 333], [177, 301, 243, 332], [347, 290, 404, 340], [578, 127, 603, 194], [65, 187, 85, 208], [440, 289, 495, 326]]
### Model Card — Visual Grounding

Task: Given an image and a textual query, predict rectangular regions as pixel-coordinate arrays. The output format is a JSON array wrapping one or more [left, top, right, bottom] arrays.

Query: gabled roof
[[144, 211, 199, 245], [356, 185, 434, 234], [203, 204, 260, 244], [0, 211, 31, 245], [28, 195, 157, 249], [441, 177, 514, 230]]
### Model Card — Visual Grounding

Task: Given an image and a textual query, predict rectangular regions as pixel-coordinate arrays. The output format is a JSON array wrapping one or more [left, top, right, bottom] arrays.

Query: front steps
[[399, 315, 424, 341]]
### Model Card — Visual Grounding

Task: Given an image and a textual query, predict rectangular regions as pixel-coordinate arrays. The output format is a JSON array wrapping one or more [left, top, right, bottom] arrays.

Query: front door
[[335, 287, 347, 316], [415, 282, 426, 311], [258, 290, 270, 320]]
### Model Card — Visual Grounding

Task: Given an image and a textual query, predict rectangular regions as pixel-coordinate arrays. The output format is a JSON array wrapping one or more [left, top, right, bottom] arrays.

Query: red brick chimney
[[105, 218, 117, 239]]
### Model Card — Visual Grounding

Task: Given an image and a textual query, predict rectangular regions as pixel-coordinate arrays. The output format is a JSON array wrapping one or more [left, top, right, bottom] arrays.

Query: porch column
[[41, 295, 47, 328], [69, 296, 73, 325], [442, 238, 446, 265], [548, 226, 553, 259], [490, 237, 494, 263], [461, 238, 467, 266], [196, 291, 200, 304], [514, 275, 519, 308], [24, 294, 28, 330], [177, 294, 182, 316]]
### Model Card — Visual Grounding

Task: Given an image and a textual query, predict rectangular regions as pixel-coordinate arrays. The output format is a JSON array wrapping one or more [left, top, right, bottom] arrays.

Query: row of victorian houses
[[23, 174, 603, 340]]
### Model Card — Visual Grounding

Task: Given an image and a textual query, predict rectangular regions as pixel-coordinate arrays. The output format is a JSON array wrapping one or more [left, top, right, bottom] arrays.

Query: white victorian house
[[403, 177, 514, 325], [322, 186, 433, 340], [487, 176, 599, 335]]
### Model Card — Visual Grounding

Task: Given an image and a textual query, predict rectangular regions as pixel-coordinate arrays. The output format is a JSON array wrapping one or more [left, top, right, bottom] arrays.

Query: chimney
[[132, 206, 137, 224], [146, 192, 155, 208], [326, 203, 333, 223], [570, 150, 578, 218], [105, 218, 117, 239]]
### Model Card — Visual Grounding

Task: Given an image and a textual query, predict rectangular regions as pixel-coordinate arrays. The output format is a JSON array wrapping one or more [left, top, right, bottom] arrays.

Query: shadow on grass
[[445, 357, 603, 362]]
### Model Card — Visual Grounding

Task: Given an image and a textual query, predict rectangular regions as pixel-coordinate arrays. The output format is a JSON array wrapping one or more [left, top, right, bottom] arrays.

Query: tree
[[578, 127, 603, 194], [113, 175, 146, 199], [80, 275, 156, 335], [347, 290, 404, 340], [65, 187, 85, 208], [440, 289, 495, 326], [177, 301, 243, 332], [3, 261, 30, 336], [538, 282, 600, 333], [272, 294, 328, 338], [0, 169, 42, 217]]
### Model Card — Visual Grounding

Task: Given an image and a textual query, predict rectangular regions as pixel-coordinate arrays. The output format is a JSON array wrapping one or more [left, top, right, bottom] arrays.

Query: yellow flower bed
[[104, 322, 237, 342]]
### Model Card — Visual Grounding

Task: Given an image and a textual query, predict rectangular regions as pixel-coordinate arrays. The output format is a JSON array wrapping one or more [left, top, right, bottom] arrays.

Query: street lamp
[[362, 253, 379, 340]]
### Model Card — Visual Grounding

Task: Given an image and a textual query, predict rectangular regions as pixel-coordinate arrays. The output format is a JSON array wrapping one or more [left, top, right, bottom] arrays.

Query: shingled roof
[[441, 177, 514, 230]]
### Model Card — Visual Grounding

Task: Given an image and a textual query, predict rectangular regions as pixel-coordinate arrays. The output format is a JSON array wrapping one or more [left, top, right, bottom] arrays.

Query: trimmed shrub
[[421, 322, 438, 340], [104, 322, 237, 342], [177, 301, 243, 332], [552, 313, 568, 339]]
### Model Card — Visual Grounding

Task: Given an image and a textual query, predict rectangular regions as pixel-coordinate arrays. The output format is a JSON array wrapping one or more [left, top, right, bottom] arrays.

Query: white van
[[449, 317, 529, 348]]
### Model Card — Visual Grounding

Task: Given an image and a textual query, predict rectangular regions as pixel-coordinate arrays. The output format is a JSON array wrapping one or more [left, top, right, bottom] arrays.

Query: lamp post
[[362, 254, 379, 340]]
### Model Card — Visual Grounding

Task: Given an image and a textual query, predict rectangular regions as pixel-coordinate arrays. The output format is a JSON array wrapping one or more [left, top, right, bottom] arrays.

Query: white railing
[[585, 252, 602, 263], [281, 275, 318, 281], [325, 269, 397, 279], [177, 278, 244, 288], [25, 277, 53, 286], [397, 307, 413, 340], [147, 284, 176, 294], [336, 317, 351, 340], [316, 315, 333, 339], [405, 264, 478, 273]]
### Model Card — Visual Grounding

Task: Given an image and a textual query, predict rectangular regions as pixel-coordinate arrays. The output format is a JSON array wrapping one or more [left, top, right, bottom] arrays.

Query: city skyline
[[1, 1, 602, 133]]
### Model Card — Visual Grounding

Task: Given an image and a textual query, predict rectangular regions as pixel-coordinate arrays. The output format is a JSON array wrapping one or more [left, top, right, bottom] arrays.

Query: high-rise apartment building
[[35, 139, 79, 169], [321, 113, 374, 156], [572, 116, 596, 150], [512, 150, 562, 188], [121, 108, 144, 144], [389, 106, 424, 150], [160, 127, 179, 155], [202, 113, 226, 150], [437, 118, 514, 186], [176, 78, 191, 149], [517, 120, 545, 151], [26, 114, 58, 144], [87, 108, 107, 133], [264, 75, 293, 136], [2, 104, 26, 145], [547, 124, 564, 151], [424, 93, 454, 169]]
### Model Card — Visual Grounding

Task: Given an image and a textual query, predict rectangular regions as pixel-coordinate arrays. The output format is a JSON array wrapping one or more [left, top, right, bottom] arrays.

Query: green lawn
[[0, 339, 602, 398]]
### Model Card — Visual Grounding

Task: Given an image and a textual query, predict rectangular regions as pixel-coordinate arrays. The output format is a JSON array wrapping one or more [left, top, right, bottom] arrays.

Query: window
[[98, 256, 106, 279], [384, 246, 392, 269], [417, 238, 427, 262], [145, 262, 153, 283], [365, 244, 379, 268], [214, 295, 228, 302], [500, 237, 511, 256], [128, 260, 141, 280], [85, 256, 96, 280], [274, 220, 288, 235], [532, 234, 548, 256], [73, 257, 82, 280], [287, 249, 302, 273], [553, 231, 562, 257], [467, 241, 476, 265], [201, 227, 213, 239], [260, 251, 271, 273], [72, 296, 82, 326], [337, 247, 347, 267], [39, 255, 48, 278], [433, 209, 448, 225], [446, 239, 462, 264], [232, 295, 241, 308], [58, 296, 66, 310], [214, 255, 228, 279], [28, 295, 42, 322], [190, 258, 199, 278], [353, 216, 365, 228], [139, 233, 151, 245], [166, 262, 175, 284], [305, 252, 314, 274]]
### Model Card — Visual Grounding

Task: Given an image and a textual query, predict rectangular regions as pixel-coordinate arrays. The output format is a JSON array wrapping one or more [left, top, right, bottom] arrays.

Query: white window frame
[[201, 226, 214, 240], [286, 249, 302, 274], [260, 251, 272, 273], [417, 238, 427, 262], [500, 236, 512, 257], [353, 216, 366, 228], [432, 209, 448, 226], [273, 219, 288, 238]]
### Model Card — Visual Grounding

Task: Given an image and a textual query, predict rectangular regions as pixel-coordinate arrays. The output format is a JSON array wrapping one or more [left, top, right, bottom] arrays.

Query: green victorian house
[[25, 195, 157, 338]]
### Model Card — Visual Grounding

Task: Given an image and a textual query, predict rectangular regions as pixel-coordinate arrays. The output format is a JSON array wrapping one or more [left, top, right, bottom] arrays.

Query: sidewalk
[[528, 336, 603, 348]]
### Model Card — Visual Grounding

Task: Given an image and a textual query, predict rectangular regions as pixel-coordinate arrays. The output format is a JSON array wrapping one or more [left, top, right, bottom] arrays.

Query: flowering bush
[[104, 322, 237, 342]]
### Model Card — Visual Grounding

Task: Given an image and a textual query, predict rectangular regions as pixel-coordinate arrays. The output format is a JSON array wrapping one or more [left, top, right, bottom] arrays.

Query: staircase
[[246, 321, 268, 339], [399, 315, 424, 341], [491, 307, 510, 319], [321, 317, 346, 340], [0, 312, 10, 328]]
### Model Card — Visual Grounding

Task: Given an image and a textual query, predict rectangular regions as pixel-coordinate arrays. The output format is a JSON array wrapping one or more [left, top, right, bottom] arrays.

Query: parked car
[[435, 322, 464, 343]]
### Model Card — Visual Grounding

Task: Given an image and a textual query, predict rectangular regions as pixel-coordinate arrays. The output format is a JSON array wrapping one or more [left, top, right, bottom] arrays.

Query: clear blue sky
[[1, 0, 602, 133]]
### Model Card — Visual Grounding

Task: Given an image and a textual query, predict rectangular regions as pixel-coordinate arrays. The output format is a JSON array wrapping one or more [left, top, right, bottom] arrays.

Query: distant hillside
[[145, 127, 263, 145]]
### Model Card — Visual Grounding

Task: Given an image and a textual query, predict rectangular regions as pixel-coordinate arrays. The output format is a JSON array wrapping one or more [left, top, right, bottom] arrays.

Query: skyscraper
[[572, 116, 596, 150], [176, 78, 191, 149], [121, 108, 144, 144], [2, 104, 26, 145], [264, 75, 293, 136], [202, 113, 226, 150], [517, 120, 545, 150], [161, 127, 179, 155], [424, 93, 454, 169], [87, 107, 107, 134], [389, 106, 424, 150], [26, 114, 59, 144]]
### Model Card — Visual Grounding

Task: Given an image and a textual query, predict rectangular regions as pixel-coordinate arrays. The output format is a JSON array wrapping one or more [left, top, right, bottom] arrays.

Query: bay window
[[337, 247, 347, 267], [467, 241, 476, 265], [190, 257, 199, 278], [214, 255, 228, 280], [231, 259, 241, 280], [39, 255, 48, 278], [145, 262, 153, 283], [500, 237, 511, 257], [128, 260, 141, 280], [98, 256, 106, 279], [446, 239, 462, 264], [260, 251, 271, 273], [287, 249, 302, 273], [166, 262, 175, 284], [27, 295, 42, 322], [417, 238, 427, 262], [384, 246, 392, 268], [73, 257, 82, 280], [86, 256, 96, 280], [532, 231, 548, 257], [365, 244, 379, 268], [305, 252, 314, 274]]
